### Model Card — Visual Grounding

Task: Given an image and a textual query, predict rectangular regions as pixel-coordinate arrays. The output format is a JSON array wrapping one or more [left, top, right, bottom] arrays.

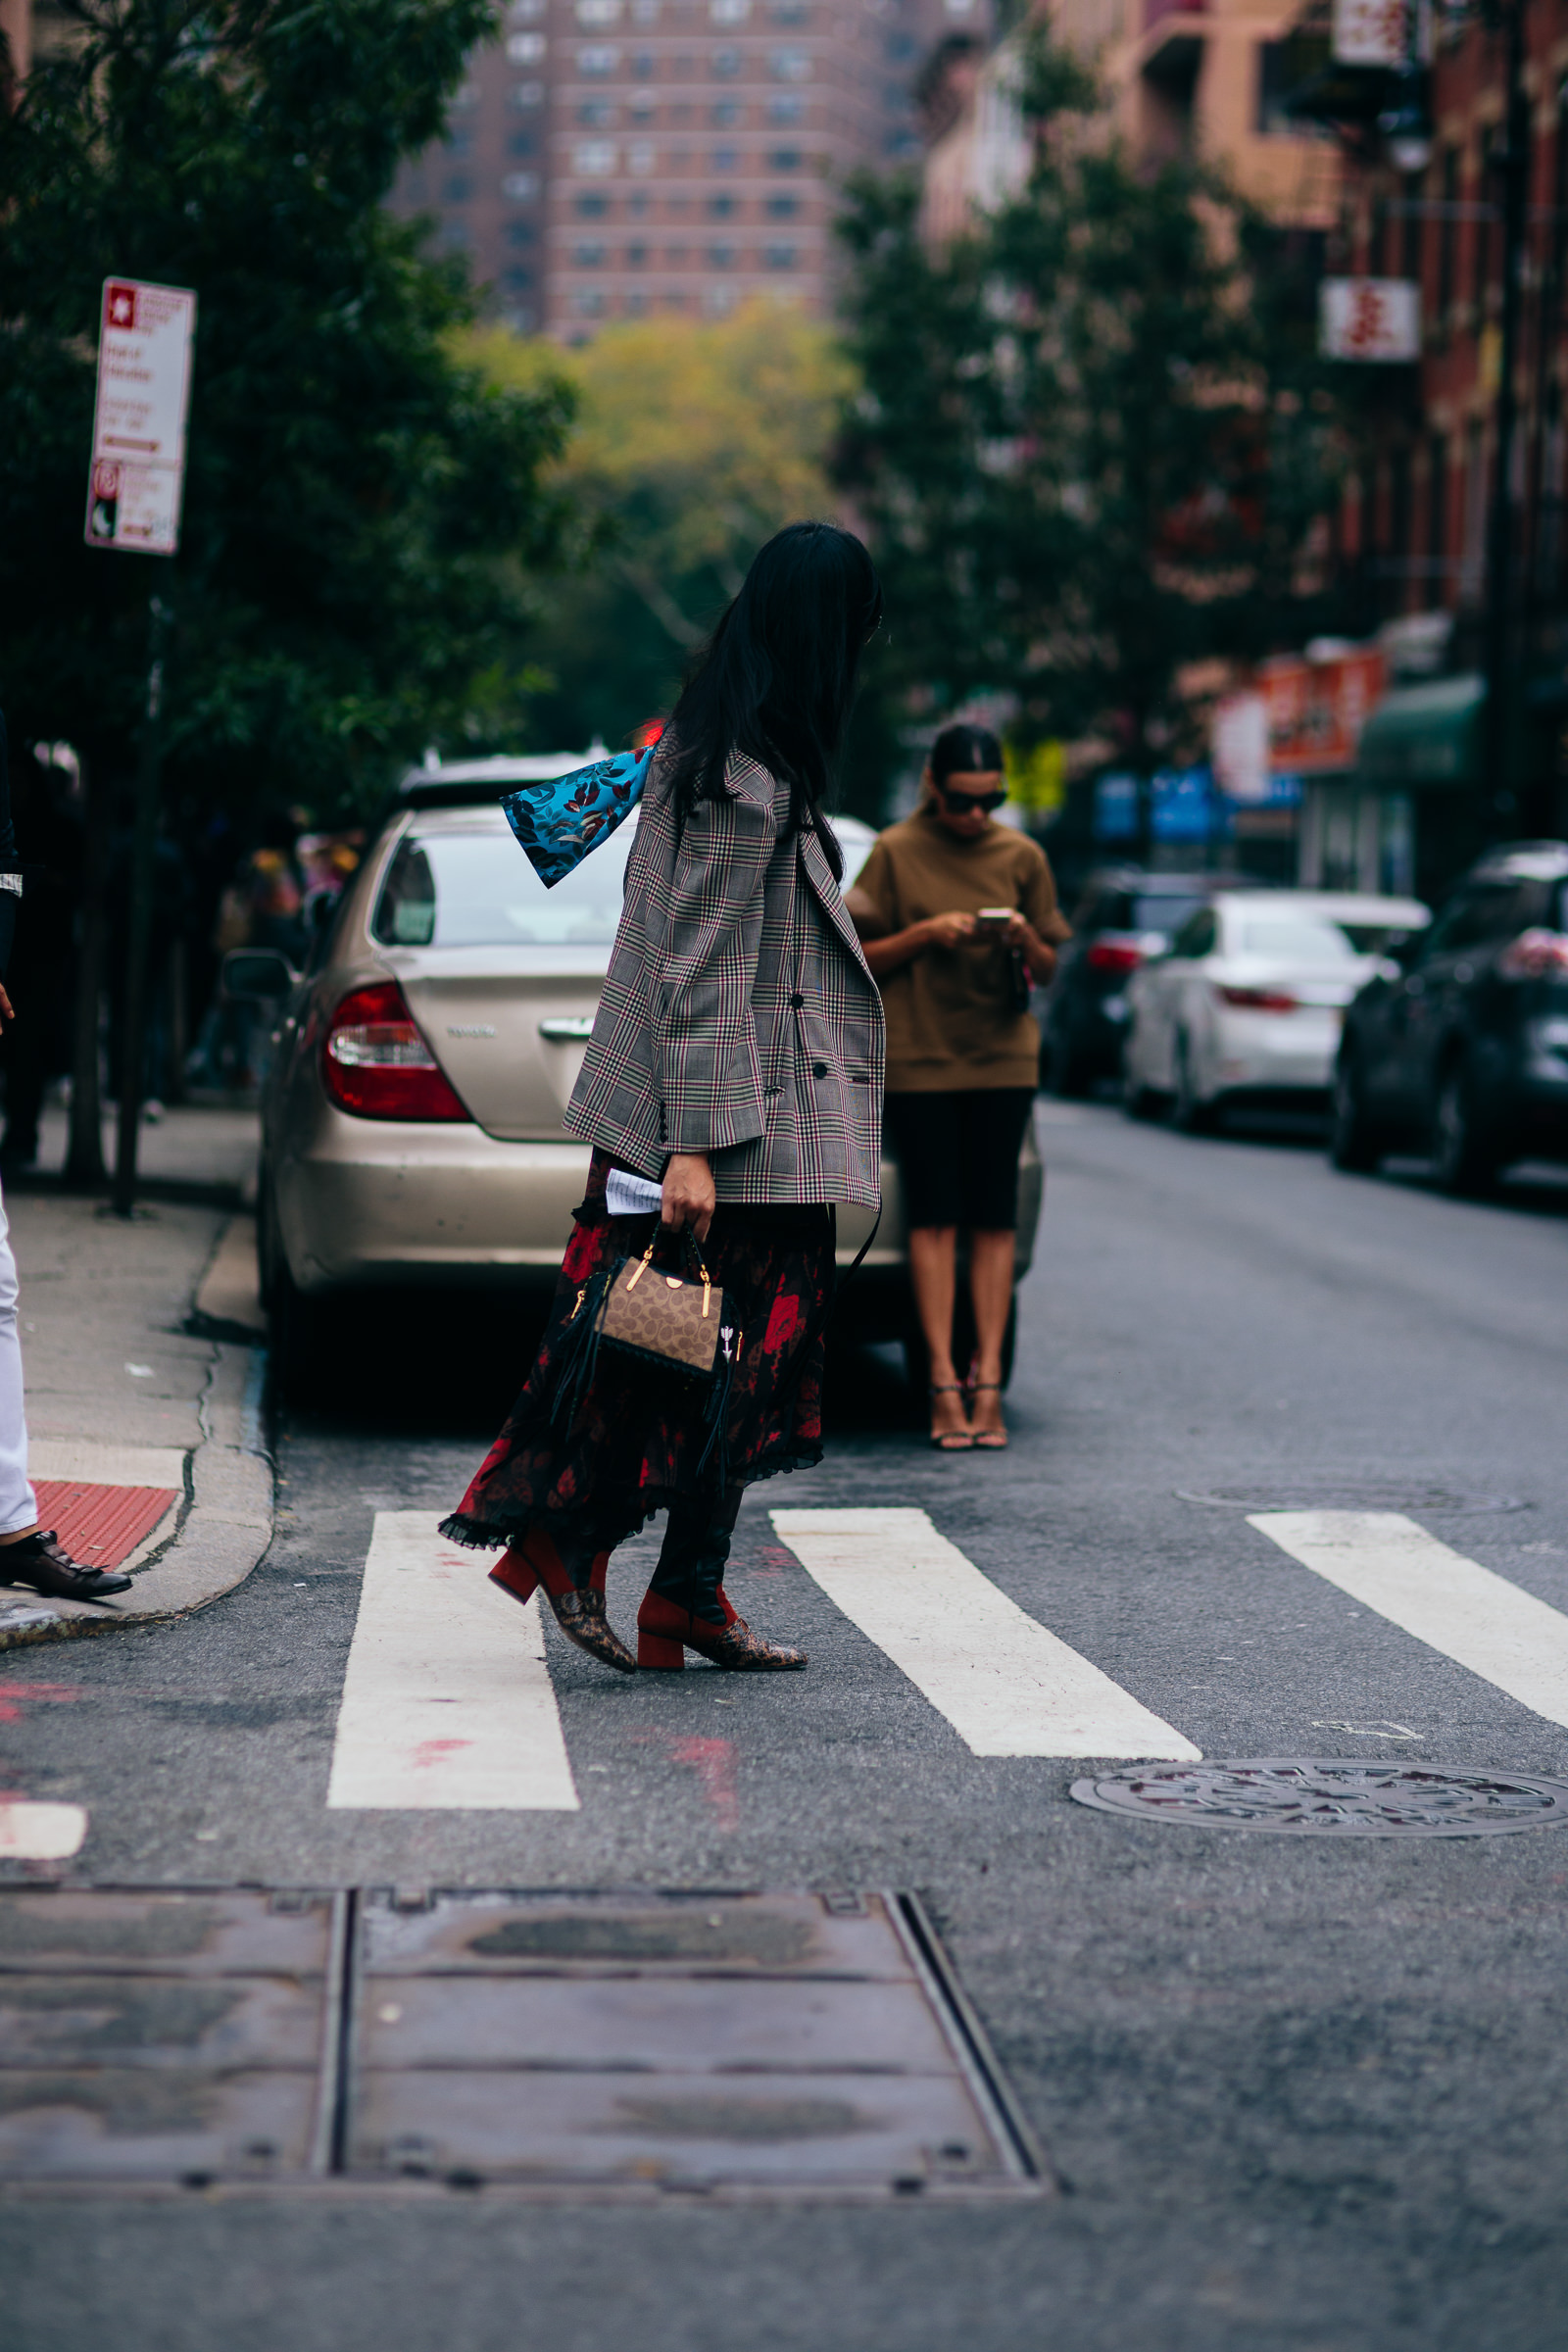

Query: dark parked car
[[1041, 867, 1253, 1096], [1330, 841, 1568, 1192]]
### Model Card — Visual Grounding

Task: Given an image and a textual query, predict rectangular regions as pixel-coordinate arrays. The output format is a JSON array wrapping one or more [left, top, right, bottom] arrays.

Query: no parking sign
[[84, 277, 196, 555]]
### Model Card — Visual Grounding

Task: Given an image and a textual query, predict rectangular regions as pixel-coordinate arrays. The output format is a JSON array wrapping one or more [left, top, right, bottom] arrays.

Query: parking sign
[[84, 278, 197, 556]]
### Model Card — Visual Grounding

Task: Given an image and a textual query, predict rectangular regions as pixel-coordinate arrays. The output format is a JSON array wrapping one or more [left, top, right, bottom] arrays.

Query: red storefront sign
[[1260, 648, 1386, 775]]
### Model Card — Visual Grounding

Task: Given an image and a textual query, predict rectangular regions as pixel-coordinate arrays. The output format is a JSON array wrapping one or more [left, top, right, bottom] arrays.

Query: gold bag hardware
[[599, 1232, 724, 1378]]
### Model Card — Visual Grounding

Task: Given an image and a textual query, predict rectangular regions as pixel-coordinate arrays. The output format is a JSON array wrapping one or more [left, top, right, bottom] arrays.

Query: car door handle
[[538, 1016, 595, 1042]]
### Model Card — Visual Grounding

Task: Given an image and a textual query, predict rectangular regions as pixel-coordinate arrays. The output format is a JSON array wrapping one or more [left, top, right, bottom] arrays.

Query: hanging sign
[[84, 278, 197, 556], [1319, 276, 1421, 363], [1331, 0, 1426, 68]]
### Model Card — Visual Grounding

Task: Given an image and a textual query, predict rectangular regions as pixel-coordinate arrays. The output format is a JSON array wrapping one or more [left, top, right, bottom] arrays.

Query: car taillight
[[1218, 985, 1298, 1012], [1497, 928, 1568, 979], [322, 982, 471, 1121], [1087, 937, 1145, 975]]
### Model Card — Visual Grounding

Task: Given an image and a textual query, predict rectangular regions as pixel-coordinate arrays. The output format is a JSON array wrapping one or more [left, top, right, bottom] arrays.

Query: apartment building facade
[[392, 0, 980, 336]]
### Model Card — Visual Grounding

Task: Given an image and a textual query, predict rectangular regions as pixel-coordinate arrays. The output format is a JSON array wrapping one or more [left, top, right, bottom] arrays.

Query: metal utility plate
[[1071, 1760, 1568, 1838], [0, 1887, 1045, 2198]]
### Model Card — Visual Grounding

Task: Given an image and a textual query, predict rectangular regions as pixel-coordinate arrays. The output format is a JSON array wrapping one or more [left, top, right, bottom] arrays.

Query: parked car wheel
[[1172, 1036, 1217, 1135], [1329, 1052, 1382, 1173], [1431, 1059, 1499, 1197], [1122, 1071, 1161, 1121], [263, 1179, 348, 1409]]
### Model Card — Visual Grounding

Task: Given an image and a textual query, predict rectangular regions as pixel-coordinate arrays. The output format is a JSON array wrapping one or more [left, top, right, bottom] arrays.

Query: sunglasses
[[937, 784, 1006, 813]]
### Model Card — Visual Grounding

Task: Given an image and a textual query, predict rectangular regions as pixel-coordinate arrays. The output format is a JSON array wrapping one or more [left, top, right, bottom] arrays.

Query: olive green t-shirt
[[851, 808, 1071, 1094]]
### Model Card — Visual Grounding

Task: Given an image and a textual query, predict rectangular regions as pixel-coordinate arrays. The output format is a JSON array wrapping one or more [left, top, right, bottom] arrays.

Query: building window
[[507, 30, 548, 61], [711, 145, 739, 170], [1254, 42, 1296, 136], [711, 0, 751, 18], [508, 129, 538, 156], [578, 43, 621, 71], [576, 0, 621, 18], [711, 98, 742, 123], [574, 240, 608, 265], [769, 0, 808, 18], [628, 188, 651, 215], [666, 242, 689, 263], [712, 45, 743, 74], [767, 94, 805, 122], [708, 241, 736, 266], [634, 49, 657, 74], [503, 267, 535, 292], [708, 191, 738, 216], [767, 144, 802, 168], [443, 127, 473, 158], [508, 220, 538, 245], [764, 191, 798, 216], [632, 0, 660, 17], [450, 79, 480, 107], [509, 0, 546, 18], [503, 172, 541, 199], [768, 47, 810, 78], [510, 80, 545, 106], [578, 100, 616, 123], [629, 140, 657, 172], [627, 241, 649, 265], [704, 284, 737, 316], [763, 239, 797, 268], [439, 220, 472, 248], [442, 173, 473, 202], [574, 140, 618, 172], [575, 190, 612, 215], [572, 288, 609, 315]]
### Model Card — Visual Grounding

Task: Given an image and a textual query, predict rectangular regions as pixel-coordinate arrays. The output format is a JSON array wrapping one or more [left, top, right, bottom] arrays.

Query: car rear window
[[372, 827, 632, 949], [1234, 916, 1354, 961], [1134, 893, 1205, 935]]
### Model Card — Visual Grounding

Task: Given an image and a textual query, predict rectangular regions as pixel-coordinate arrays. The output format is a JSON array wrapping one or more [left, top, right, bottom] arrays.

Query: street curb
[[0, 1222, 275, 1652]]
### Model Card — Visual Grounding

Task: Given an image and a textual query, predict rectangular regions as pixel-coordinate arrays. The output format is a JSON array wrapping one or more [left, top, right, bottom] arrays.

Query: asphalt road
[[7, 1102, 1568, 2351]]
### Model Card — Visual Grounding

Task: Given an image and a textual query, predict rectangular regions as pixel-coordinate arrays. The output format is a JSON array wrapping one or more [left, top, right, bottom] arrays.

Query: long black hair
[[662, 521, 883, 882]]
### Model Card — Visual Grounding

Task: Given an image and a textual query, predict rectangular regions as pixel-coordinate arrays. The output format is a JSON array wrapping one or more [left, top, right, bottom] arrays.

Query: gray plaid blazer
[[567, 749, 885, 1206]]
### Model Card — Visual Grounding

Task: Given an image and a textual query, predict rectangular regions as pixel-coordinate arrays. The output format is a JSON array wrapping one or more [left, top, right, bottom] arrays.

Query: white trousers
[[0, 1173, 38, 1536]]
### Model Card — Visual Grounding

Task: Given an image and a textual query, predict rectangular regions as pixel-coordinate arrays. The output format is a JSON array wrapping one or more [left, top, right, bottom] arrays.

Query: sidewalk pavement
[[0, 1105, 273, 1652]]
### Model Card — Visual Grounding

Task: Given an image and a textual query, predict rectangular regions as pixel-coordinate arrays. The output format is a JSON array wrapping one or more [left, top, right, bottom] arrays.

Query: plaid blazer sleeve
[[653, 773, 775, 1154]]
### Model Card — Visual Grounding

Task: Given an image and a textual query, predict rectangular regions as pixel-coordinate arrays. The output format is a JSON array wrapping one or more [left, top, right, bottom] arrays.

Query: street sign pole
[[84, 277, 195, 1217], [112, 597, 170, 1219]]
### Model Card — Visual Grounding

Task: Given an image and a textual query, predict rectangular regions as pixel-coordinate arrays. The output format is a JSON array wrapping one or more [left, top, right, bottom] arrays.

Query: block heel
[[638, 1628, 686, 1671]]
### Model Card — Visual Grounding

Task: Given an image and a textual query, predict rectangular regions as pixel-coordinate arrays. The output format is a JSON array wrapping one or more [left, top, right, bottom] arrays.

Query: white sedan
[[1122, 891, 1429, 1131]]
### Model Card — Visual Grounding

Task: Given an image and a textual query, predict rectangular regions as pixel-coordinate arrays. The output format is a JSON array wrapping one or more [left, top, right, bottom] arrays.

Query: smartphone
[[974, 907, 1014, 931]]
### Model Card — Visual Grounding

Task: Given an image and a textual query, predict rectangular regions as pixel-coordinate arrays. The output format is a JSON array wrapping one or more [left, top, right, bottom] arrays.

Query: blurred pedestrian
[[849, 722, 1070, 1450], [441, 521, 885, 1675], [0, 712, 129, 1605]]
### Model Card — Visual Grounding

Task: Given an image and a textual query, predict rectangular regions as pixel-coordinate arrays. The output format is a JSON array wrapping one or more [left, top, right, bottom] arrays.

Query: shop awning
[[1355, 673, 1485, 793]]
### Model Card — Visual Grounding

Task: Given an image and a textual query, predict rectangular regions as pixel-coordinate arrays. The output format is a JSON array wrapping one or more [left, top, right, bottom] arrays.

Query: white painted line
[[769, 1507, 1200, 1760], [0, 1800, 87, 1859], [326, 1513, 578, 1811], [1250, 1510, 1568, 1731], [27, 1441, 188, 1489]]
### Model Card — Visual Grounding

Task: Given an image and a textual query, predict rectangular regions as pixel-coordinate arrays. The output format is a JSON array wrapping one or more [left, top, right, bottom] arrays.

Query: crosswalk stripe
[[1250, 1510, 1568, 1731], [769, 1506, 1200, 1760], [326, 1512, 579, 1811]]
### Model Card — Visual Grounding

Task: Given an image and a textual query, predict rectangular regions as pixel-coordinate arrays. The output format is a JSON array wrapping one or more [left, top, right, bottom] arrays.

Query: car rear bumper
[[273, 1105, 1044, 1298], [1212, 1008, 1341, 1095]]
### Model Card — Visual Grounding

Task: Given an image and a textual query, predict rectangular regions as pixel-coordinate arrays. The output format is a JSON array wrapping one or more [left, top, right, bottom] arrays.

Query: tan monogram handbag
[[594, 1232, 728, 1380]]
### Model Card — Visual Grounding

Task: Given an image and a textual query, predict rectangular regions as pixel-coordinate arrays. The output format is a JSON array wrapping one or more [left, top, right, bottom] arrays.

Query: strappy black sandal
[[967, 1383, 1008, 1450], [928, 1383, 975, 1450]]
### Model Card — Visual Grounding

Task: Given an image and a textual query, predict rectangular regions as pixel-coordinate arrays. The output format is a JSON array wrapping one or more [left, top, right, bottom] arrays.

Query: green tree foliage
[[0, 0, 577, 812], [466, 303, 865, 780], [836, 36, 1348, 776]]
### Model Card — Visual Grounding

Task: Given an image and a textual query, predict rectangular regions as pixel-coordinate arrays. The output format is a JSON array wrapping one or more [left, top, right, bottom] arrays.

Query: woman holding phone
[[848, 723, 1069, 1450]]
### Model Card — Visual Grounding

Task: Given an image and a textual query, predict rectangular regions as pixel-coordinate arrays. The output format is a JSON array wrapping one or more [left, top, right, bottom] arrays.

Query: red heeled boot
[[491, 1533, 634, 1674], [636, 1585, 803, 1672]]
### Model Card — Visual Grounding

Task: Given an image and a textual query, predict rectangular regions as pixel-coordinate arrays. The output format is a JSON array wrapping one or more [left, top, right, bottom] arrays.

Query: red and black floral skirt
[[439, 1152, 835, 1555]]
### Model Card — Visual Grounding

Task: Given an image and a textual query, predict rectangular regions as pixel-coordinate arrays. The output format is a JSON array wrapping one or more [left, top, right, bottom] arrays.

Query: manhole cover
[[1070, 1761, 1568, 1838], [1177, 1482, 1528, 1515], [0, 1887, 1046, 2198]]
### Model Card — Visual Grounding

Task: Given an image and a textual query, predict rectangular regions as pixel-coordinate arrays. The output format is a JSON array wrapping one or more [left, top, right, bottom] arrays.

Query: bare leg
[[966, 1228, 1015, 1446], [906, 1225, 969, 1445]]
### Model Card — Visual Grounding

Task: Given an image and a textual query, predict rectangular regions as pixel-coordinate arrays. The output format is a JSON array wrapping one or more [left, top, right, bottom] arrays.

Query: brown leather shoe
[[547, 1586, 637, 1674]]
